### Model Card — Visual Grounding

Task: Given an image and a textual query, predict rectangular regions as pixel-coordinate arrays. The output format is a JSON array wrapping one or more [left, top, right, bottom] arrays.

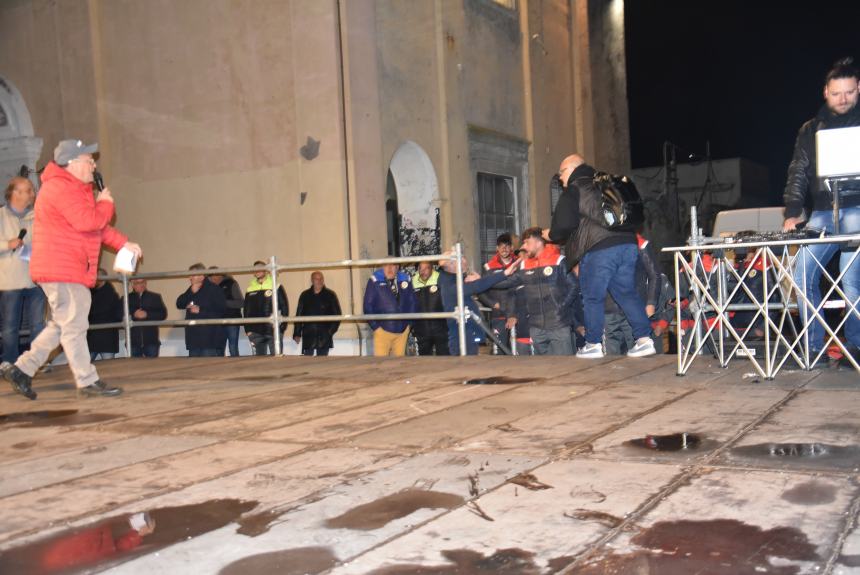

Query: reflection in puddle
[[325, 489, 464, 531], [730, 442, 860, 469], [626, 432, 701, 452], [569, 519, 818, 574], [0, 499, 257, 574], [462, 377, 536, 385], [367, 548, 541, 575], [0, 410, 120, 427], [218, 546, 338, 575]]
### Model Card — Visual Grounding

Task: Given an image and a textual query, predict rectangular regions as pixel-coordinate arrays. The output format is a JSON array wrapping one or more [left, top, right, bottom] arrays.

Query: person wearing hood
[[0, 176, 45, 370], [3, 140, 142, 400], [363, 264, 417, 356], [783, 57, 860, 365]]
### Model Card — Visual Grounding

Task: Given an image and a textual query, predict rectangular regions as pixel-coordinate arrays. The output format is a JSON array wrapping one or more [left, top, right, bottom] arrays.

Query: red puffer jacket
[[30, 162, 128, 287]]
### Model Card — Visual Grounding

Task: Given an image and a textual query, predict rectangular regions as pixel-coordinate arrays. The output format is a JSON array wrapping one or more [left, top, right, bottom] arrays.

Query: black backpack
[[593, 172, 644, 231]]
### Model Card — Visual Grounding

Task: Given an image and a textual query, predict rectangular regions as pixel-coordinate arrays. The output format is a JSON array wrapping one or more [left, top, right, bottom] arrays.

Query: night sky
[[625, 1, 859, 206]]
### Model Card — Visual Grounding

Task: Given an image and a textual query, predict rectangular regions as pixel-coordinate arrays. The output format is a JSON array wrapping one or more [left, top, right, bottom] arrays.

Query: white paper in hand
[[113, 246, 138, 274]]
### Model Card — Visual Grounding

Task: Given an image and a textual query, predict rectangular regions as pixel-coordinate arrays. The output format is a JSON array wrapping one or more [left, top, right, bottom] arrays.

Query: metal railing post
[[270, 255, 282, 356], [121, 273, 132, 358], [455, 243, 467, 356]]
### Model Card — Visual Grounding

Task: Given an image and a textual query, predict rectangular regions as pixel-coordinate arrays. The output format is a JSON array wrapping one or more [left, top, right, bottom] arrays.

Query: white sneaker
[[0, 361, 11, 374], [576, 342, 604, 359], [627, 337, 656, 357]]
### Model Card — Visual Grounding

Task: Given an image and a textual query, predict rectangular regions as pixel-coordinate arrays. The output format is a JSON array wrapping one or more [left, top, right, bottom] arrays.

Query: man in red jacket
[[4, 139, 142, 400]]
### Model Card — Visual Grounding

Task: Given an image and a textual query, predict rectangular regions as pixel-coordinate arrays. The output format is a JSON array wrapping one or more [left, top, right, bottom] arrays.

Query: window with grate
[[477, 172, 516, 265]]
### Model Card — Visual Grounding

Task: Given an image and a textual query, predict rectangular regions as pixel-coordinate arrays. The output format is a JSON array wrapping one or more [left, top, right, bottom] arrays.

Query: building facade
[[0, 0, 630, 352]]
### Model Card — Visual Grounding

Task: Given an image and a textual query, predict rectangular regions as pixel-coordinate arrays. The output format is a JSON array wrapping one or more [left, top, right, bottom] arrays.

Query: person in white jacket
[[0, 176, 45, 369]]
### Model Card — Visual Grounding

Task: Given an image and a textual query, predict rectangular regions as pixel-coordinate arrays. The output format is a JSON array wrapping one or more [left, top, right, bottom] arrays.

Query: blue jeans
[[793, 207, 860, 350], [131, 344, 160, 358], [224, 325, 240, 356], [580, 243, 652, 345], [1, 286, 47, 364]]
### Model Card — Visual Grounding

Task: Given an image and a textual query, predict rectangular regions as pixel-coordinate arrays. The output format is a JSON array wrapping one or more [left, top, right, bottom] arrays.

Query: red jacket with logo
[[30, 162, 127, 287]]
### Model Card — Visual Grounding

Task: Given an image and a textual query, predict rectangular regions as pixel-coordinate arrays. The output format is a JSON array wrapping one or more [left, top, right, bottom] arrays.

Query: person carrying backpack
[[546, 154, 655, 359]]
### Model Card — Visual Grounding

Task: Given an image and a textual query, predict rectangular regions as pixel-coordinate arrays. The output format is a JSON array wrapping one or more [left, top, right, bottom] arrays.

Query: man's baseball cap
[[54, 139, 98, 165]]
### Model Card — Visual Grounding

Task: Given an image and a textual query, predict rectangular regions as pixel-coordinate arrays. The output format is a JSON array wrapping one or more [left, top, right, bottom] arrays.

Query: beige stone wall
[[0, 0, 99, 159], [2, 1, 359, 341]]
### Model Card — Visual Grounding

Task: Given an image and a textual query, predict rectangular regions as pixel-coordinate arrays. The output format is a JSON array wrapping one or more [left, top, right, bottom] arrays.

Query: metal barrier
[[89, 244, 472, 356], [664, 234, 860, 378]]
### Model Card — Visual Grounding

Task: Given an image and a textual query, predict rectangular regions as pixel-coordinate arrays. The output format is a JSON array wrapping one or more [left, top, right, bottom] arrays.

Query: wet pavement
[[0, 354, 858, 574]]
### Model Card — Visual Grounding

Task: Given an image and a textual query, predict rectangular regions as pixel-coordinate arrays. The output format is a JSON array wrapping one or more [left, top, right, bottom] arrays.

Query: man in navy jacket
[[363, 264, 417, 356]]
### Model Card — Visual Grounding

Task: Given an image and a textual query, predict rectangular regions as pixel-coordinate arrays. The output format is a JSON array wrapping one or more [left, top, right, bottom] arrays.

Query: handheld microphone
[[93, 170, 105, 192], [12, 229, 26, 253]]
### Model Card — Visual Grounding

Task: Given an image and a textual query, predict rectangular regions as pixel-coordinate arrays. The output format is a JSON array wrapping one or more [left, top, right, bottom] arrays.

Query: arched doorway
[[386, 141, 441, 257], [0, 76, 42, 189]]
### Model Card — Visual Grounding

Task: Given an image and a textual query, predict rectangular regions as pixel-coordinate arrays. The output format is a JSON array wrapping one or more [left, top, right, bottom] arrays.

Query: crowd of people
[[1, 57, 858, 400]]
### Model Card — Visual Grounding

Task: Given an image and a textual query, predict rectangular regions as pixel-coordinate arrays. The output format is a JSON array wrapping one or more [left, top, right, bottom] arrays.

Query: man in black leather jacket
[[783, 57, 860, 362]]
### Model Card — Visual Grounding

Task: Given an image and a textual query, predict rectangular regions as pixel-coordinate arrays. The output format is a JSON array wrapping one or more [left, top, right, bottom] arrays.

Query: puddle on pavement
[[0, 499, 257, 574], [730, 443, 860, 469], [218, 546, 338, 575], [325, 489, 464, 531], [569, 518, 818, 574], [781, 480, 838, 505], [626, 432, 703, 452], [462, 377, 537, 385], [0, 410, 120, 428], [366, 548, 542, 575], [222, 371, 309, 382]]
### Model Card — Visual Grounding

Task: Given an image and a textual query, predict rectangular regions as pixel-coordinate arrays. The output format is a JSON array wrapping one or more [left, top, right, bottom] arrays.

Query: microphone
[[12, 229, 26, 253], [93, 170, 105, 192]]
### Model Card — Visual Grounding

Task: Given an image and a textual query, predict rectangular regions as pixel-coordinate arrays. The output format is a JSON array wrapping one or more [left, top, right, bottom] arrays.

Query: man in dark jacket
[[411, 262, 449, 356], [87, 269, 123, 361], [208, 267, 243, 357], [244, 261, 289, 356], [126, 278, 167, 358], [783, 57, 860, 362], [503, 228, 578, 355], [548, 154, 655, 359], [176, 263, 227, 357], [363, 264, 417, 356], [293, 271, 340, 356], [479, 233, 517, 353]]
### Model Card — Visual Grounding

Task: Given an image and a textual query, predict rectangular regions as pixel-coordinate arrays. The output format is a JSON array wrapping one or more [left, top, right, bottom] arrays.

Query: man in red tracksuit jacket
[[4, 139, 142, 400]]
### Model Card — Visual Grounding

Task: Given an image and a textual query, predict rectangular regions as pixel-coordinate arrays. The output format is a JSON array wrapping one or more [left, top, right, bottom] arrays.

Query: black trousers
[[416, 333, 450, 356]]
